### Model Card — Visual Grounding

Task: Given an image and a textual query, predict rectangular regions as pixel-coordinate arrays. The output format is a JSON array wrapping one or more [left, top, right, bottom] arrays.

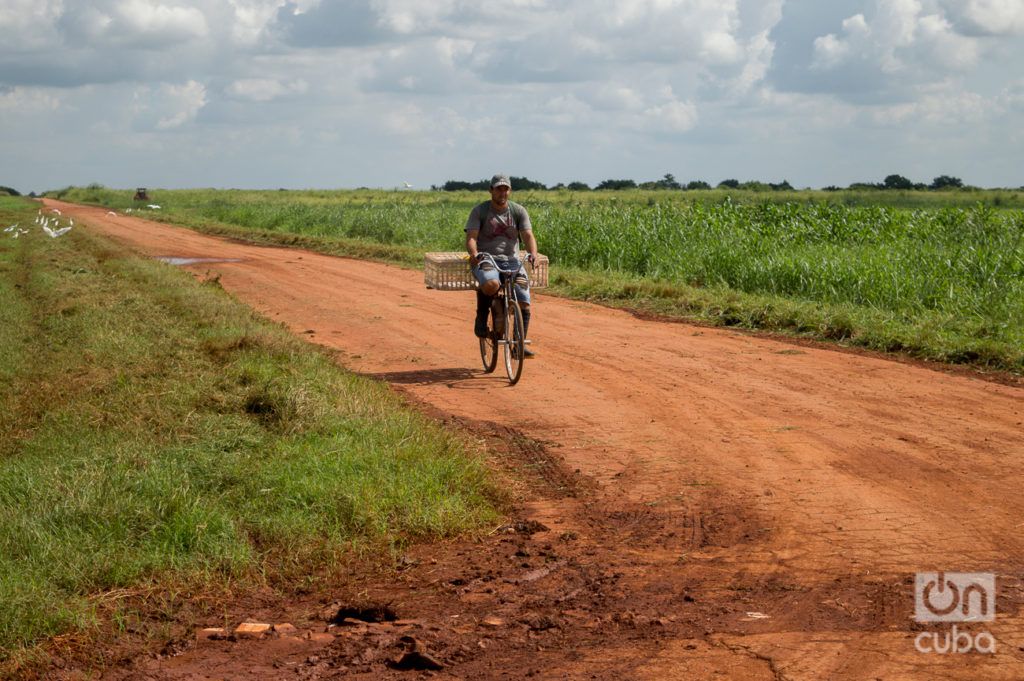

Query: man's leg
[[519, 303, 534, 357], [515, 271, 535, 358], [474, 289, 490, 338], [473, 268, 501, 339]]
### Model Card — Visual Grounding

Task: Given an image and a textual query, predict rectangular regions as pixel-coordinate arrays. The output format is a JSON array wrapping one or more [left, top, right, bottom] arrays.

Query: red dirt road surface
[[45, 200, 1024, 680]]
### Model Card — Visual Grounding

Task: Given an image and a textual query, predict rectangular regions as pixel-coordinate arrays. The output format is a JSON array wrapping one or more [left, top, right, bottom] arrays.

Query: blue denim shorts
[[473, 258, 531, 305]]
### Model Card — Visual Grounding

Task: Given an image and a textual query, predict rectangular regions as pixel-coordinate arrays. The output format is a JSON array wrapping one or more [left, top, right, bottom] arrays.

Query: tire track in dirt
[[46, 199, 1024, 680]]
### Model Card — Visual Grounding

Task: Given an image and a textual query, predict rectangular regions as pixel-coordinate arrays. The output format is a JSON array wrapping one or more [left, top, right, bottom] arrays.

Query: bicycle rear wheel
[[503, 299, 525, 385]]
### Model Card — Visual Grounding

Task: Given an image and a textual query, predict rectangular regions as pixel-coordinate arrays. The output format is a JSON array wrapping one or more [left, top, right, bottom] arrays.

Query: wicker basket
[[424, 252, 549, 290]]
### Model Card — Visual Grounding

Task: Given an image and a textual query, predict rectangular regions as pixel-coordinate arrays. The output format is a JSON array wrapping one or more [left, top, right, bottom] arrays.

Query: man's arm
[[521, 228, 539, 264], [466, 229, 481, 263]]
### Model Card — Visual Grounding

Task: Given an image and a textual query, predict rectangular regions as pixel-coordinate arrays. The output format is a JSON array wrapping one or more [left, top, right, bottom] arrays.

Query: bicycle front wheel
[[479, 331, 497, 373], [503, 299, 525, 385]]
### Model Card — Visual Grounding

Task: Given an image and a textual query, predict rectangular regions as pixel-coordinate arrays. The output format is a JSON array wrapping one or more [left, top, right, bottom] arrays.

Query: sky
[[2, 0, 1024, 192]]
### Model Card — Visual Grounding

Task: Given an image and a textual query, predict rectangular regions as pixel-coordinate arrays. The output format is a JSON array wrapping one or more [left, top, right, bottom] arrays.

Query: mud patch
[[388, 387, 594, 499], [155, 256, 242, 266]]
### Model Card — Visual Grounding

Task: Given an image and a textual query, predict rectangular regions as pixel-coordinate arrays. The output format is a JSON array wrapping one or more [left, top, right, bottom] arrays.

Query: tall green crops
[[56, 187, 1024, 364], [540, 200, 1023, 325]]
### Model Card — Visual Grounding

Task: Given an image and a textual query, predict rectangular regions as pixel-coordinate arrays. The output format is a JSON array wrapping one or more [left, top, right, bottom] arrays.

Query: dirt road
[[45, 200, 1024, 680]]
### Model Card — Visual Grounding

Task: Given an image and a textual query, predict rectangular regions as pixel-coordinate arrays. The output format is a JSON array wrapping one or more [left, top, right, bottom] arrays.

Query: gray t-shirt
[[464, 200, 532, 260]]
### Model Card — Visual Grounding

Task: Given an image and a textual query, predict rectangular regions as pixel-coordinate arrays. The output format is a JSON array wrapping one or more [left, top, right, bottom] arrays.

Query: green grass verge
[[546, 266, 1021, 369], [49, 187, 1024, 374], [0, 197, 500, 663]]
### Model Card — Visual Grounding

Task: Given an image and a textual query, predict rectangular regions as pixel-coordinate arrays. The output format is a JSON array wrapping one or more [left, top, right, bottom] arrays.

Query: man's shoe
[[512, 345, 535, 359]]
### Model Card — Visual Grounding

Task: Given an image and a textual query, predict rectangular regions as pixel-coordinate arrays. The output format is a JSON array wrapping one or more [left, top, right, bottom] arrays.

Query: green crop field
[[52, 186, 1024, 373]]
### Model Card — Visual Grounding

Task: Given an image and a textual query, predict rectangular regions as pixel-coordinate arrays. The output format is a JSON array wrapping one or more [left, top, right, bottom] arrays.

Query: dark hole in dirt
[[329, 604, 398, 625], [243, 394, 277, 418]]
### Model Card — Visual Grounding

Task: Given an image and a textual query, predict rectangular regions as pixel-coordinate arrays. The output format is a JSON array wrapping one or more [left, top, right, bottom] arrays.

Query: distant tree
[[717, 179, 740, 189], [770, 180, 794, 191], [441, 179, 488, 191], [822, 185, 841, 192], [567, 181, 591, 191], [511, 176, 547, 190], [0, 185, 20, 196], [883, 174, 914, 190], [639, 174, 681, 190], [658, 173, 681, 189], [739, 180, 770, 191], [596, 179, 637, 190], [686, 180, 711, 190], [930, 175, 963, 190], [848, 182, 883, 191], [441, 176, 547, 191]]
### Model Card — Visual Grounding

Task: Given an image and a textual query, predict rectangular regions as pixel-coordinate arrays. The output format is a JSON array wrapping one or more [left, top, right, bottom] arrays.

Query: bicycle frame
[[475, 253, 527, 385]]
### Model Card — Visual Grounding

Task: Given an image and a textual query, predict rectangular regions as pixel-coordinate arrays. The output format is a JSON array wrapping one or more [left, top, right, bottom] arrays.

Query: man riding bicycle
[[465, 173, 540, 357]]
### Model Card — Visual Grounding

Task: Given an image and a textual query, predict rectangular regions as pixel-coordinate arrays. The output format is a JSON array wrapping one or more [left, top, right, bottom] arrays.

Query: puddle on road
[[156, 256, 243, 266]]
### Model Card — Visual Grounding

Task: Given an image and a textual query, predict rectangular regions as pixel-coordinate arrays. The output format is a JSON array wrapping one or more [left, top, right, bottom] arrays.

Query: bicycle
[[475, 252, 531, 385]]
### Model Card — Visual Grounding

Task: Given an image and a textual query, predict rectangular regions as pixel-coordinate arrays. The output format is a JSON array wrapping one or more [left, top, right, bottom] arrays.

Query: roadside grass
[[546, 266, 1022, 369], [0, 198, 500, 667], [51, 187, 1024, 374]]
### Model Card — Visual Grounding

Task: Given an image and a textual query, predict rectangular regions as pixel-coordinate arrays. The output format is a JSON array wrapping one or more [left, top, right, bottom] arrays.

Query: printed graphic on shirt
[[489, 211, 513, 238]]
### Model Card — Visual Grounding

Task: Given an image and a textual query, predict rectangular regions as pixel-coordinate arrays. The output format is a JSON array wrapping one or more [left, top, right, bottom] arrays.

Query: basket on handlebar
[[424, 252, 548, 291]]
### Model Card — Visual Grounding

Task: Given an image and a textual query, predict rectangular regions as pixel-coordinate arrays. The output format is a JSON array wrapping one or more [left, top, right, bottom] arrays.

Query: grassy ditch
[[50, 187, 1024, 374], [0, 197, 499, 665]]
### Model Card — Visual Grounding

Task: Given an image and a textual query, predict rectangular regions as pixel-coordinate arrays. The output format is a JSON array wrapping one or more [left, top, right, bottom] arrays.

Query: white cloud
[[131, 80, 207, 130], [0, 86, 61, 112], [1000, 79, 1024, 111], [871, 83, 992, 126], [373, 0, 457, 33], [641, 99, 699, 132], [226, 0, 285, 44], [362, 38, 474, 93], [227, 78, 308, 101], [0, 0, 1023, 191], [540, 94, 592, 126], [954, 0, 1024, 35], [808, 0, 984, 93], [119, 0, 208, 38], [61, 0, 209, 48], [587, 85, 645, 112], [0, 0, 64, 49], [583, 0, 744, 64]]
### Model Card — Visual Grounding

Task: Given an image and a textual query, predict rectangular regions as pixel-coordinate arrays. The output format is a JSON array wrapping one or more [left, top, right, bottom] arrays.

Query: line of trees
[[833, 174, 965, 191], [435, 173, 986, 192], [434, 174, 796, 192]]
